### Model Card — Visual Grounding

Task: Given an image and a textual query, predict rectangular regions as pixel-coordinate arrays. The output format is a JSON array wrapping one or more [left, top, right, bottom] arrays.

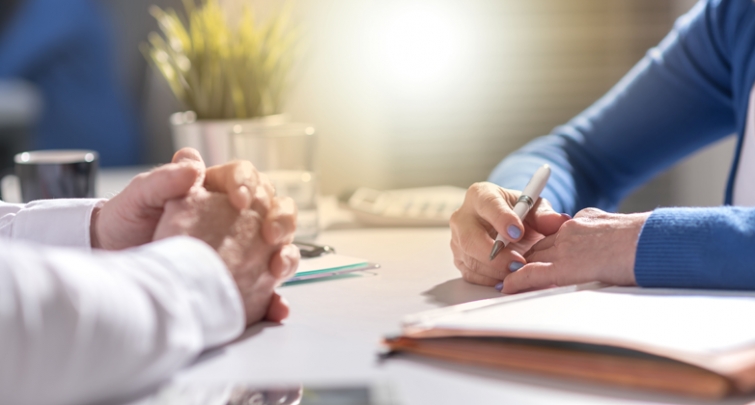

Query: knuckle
[[257, 172, 272, 187], [553, 234, 572, 253], [275, 200, 297, 223], [458, 233, 478, 255], [454, 258, 466, 273], [468, 182, 487, 196], [235, 159, 256, 172], [558, 219, 579, 234], [286, 247, 301, 271], [132, 172, 150, 185], [279, 196, 296, 211], [468, 182, 495, 203], [465, 256, 481, 273], [287, 242, 301, 259], [163, 199, 182, 213], [235, 161, 257, 182], [461, 271, 476, 283], [449, 208, 461, 227], [478, 188, 500, 207], [575, 207, 601, 218]]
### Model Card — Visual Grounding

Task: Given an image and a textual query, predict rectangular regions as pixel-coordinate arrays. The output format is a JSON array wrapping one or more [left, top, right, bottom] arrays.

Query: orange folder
[[384, 284, 755, 398]]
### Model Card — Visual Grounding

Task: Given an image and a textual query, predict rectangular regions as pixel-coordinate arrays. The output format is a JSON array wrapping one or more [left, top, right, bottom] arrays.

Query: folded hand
[[501, 208, 649, 294], [91, 147, 299, 322], [92, 148, 275, 249], [154, 189, 298, 325]]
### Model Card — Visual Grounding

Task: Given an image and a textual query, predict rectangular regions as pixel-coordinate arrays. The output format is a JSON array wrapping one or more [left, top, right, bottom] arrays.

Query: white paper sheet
[[429, 288, 755, 355]]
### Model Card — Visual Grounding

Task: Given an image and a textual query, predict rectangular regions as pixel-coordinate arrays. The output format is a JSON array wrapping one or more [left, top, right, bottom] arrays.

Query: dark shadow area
[[422, 277, 501, 307], [232, 321, 285, 344], [186, 322, 284, 368], [105, 323, 285, 405]]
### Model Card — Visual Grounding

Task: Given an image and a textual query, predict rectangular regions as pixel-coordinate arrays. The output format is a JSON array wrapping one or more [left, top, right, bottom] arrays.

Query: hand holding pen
[[489, 165, 551, 261], [449, 164, 570, 289]]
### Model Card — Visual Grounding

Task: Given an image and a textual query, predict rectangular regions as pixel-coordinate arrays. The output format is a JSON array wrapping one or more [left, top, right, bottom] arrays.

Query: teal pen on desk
[[489, 165, 551, 261]]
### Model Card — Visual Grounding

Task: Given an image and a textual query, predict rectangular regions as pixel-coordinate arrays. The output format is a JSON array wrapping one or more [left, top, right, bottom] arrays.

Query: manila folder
[[385, 286, 755, 398]]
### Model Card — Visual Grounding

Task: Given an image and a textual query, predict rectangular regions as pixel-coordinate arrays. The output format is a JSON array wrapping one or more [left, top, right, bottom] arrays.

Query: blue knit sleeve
[[636, 207, 755, 289], [489, 0, 736, 215]]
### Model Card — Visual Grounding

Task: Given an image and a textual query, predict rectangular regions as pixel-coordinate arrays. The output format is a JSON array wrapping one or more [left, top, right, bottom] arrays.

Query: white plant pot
[[169, 112, 288, 167]]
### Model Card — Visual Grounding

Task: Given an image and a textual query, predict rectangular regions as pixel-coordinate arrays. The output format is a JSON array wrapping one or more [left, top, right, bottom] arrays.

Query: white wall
[[123, 0, 730, 207], [622, 0, 738, 210], [671, 137, 737, 207], [234, 0, 732, 208], [666, 0, 737, 208], [279, 0, 689, 196]]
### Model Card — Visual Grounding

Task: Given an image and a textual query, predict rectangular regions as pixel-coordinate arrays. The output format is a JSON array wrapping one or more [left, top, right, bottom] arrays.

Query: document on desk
[[287, 254, 379, 283], [385, 284, 755, 398]]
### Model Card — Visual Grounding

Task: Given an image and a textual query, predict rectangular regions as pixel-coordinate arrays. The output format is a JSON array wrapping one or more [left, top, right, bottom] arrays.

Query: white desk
[[99, 168, 754, 405], [151, 227, 754, 405]]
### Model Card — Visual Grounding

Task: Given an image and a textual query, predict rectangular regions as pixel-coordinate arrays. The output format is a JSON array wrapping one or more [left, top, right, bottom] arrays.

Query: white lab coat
[[0, 199, 244, 405]]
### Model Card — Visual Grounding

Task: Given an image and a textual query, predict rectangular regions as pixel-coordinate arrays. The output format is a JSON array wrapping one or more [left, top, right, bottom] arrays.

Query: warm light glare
[[377, 5, 463, 86]]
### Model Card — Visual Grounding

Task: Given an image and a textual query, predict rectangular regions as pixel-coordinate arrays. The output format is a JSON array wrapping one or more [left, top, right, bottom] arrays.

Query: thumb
[[133, 163, 200, 209], [172, 147, 206, 187], [525, 198, 569, 236]]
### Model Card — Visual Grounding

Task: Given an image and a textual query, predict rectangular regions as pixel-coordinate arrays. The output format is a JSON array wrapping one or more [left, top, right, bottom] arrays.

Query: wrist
[[90, 206, 102, 249], [627, 211, 652, 284]]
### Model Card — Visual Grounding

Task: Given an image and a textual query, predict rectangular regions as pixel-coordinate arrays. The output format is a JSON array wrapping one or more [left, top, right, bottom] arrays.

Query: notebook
[[384, 283, 755, 398], [286, 254, 379, 283]]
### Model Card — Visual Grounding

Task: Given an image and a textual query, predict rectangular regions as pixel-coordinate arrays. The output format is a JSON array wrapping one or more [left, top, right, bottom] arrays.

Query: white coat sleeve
[[0, 198, 104, 248], [0, 236, 245, 405]]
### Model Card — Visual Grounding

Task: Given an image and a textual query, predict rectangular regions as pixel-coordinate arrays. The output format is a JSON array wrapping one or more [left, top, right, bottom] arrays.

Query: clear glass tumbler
[[231, 123, 318, 240]]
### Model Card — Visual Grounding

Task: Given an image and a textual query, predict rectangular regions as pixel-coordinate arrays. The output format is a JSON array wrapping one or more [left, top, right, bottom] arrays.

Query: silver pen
[[489, 165, 551, 261]]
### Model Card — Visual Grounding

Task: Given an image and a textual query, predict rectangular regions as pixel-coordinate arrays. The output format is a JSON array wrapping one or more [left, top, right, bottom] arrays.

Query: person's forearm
[[489, 0, 735, 215], [0, 237, 244, 405], [635, 207, 755, 289]]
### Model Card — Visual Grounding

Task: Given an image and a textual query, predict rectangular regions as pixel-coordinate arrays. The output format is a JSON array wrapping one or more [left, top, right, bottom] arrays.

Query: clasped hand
[[450, 182, 649, 294], [92, 148, 299, 325]]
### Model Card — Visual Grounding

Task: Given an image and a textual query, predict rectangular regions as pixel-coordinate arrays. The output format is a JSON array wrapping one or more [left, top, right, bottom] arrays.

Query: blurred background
[[0, 0, 733, 211]]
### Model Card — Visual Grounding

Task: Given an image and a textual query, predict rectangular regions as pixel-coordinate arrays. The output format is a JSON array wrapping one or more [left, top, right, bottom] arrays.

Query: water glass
[[231, 123, 318, 240], [3, 150, 98, 203]]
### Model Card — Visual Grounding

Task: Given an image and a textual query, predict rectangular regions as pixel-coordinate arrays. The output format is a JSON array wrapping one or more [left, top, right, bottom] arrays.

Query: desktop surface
[[141, 227, 755, 405], [98, 168, 755, 405]]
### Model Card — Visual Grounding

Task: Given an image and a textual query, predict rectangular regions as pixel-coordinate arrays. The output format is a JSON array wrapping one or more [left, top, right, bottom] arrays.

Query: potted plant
[[143, 0, 299, 165]]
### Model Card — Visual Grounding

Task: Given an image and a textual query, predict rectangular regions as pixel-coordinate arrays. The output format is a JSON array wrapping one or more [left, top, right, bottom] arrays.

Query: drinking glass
[[231, 123, 318, 240], [2, 150, 98, 203]]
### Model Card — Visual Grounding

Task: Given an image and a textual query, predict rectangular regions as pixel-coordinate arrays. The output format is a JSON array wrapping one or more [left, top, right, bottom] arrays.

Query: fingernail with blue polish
[[509, 261, 525, 272], [494, 282, 503, 292], [507, 225, 521, 239]]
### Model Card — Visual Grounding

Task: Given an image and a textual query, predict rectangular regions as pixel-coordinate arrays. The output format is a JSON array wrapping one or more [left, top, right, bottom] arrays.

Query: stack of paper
[[385, 284, 755, 397]]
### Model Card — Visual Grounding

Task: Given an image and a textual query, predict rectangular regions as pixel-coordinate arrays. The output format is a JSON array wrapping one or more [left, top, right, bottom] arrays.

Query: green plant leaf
[[143, 0, 299, 119]]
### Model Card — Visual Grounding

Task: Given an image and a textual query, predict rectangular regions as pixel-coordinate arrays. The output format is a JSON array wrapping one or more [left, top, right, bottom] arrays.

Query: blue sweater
[[0, 0, 139, 166], [489, 0, 755, 290]]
